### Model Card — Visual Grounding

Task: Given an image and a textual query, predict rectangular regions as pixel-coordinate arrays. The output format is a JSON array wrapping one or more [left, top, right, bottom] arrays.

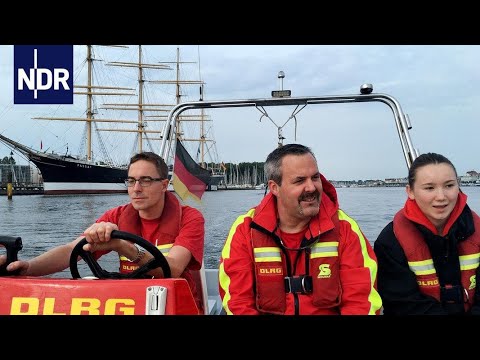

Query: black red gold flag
[[172, 140, 210, 202]]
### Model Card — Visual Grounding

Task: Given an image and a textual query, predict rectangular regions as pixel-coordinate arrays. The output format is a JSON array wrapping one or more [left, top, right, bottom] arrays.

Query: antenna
[[278, 71, 285, 90], [272, 70, 291, 98]]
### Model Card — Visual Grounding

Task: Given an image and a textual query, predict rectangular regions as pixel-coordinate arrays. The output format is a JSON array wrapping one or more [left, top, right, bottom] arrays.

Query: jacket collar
[[403, 191, 467, 235]]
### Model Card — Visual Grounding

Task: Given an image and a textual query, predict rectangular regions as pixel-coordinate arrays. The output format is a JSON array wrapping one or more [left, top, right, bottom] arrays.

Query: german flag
[[172, 140, 210, 202]]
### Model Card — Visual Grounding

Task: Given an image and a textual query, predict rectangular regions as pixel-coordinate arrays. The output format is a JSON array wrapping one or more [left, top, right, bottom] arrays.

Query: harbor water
[[1, 187, 480, 277]]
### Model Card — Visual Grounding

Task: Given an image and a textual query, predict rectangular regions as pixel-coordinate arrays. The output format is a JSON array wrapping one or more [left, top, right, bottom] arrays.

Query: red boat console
[[0, 277, 200, 315]]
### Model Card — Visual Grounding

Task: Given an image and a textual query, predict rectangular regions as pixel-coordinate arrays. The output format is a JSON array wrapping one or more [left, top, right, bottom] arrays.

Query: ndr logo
[[14, 45, 73, 104]]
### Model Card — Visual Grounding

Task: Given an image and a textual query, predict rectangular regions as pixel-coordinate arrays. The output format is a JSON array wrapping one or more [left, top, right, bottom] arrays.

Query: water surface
[[1, 187, 479, 276]]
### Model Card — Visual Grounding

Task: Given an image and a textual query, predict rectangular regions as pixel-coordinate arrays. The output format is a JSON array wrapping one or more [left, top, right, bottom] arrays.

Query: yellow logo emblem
[[469, 275, 476, 290], [259, 267, 283, 275], [318, 264, 331, 278], [417, 279, 439, 286]]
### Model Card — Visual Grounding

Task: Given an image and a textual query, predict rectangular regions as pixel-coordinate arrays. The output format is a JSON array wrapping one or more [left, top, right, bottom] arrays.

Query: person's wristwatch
[[127, 244, 146, 264]]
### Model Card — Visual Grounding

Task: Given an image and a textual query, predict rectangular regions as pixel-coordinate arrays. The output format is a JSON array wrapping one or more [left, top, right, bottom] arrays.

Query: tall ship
[[0, 45, 225, 194]]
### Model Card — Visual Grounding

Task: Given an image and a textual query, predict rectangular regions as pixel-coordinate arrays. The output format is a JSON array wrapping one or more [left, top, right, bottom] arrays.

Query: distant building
[[383, 178, 408, 187], [0, 164, 38, 184], [460, 171, 480, 186]]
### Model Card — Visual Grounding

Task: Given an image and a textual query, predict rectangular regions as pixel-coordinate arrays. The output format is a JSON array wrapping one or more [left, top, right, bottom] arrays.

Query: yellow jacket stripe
[[219, 208, 256, 315], [119, 243, 173, 261], [407, 259, 436, 276], [460, 253, 480, 271], [254, 244, 339, 261], [254, 247, 282, 262], [311, 242, 339, 258], [338, 209, 382, 315], [157, 243, 173, 256]]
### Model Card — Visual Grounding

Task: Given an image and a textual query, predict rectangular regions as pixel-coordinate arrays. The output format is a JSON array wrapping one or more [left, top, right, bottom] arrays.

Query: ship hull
[[28, 153, 128, 195], [42, 182, 127, 195], [208, 174, 224, 186], [0, 133, 223, 196], [30, 151, 222, 195], [206, 174, 225, 191], [30, 153, 223, 195]]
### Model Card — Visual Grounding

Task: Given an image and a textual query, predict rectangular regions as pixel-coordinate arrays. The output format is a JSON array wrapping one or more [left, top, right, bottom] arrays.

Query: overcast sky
[[0, 45, 479, 181]]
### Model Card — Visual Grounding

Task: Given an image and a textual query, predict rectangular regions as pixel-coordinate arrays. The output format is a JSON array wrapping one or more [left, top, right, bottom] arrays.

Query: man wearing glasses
[[0, 152, 205, 310]]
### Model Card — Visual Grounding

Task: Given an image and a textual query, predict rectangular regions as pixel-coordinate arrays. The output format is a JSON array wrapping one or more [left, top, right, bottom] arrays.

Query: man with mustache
[[218, 143, 382, 315]]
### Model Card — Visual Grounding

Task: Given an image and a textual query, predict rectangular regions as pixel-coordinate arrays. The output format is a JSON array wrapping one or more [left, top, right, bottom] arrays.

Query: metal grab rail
[[159, 86, 418, 171]]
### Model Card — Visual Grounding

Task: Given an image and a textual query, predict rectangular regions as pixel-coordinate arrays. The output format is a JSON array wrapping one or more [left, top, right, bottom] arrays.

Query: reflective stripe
[[310, 241, 338, 258], [219, 208, 256, 315], [460, 253, 480, 271], [338, 209, 382, 315], [120, 243, 174, 261], [409, 255, 480, 273], [157, 243, 173, 256], [408, 259, 436, 275], [254, 247, 282, 262]]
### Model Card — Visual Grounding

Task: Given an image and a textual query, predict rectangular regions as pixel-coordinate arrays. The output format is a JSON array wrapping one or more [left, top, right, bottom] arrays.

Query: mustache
[[299, 191, 319, 202]]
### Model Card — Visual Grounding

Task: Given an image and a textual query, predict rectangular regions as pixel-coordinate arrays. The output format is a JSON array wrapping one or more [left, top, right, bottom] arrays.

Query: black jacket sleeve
[[374, 222, 447, 315]]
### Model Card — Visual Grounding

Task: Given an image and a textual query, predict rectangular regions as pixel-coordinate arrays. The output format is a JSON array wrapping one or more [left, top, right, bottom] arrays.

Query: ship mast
[[137, 45, 145, 151], [86, 45, 93, 159], [150, 47, 212, 167], [32, 45, 136, 163], [198, 48, 206, 168], [102, 45, 172, 153]]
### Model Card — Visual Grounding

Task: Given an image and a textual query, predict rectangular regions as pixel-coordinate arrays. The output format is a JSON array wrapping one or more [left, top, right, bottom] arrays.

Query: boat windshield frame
[[159, 91, 419, 171]]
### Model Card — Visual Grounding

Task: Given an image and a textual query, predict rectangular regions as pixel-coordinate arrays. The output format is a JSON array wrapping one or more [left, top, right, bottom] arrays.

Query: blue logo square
[[14, 45, 74, 104]]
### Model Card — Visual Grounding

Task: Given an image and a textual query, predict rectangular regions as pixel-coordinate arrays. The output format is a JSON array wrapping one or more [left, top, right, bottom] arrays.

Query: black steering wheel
[[69, 230, 171, 279]]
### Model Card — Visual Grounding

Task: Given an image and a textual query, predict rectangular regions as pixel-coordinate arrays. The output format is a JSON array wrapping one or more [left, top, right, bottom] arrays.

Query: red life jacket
[[252, 214, 342, 315], [117, 191, 182, 273], [393, 210, 480, 311]]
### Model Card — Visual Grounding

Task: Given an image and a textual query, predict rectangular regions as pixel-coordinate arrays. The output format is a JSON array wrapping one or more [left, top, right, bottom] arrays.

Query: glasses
[[125, 176, 165, 187]]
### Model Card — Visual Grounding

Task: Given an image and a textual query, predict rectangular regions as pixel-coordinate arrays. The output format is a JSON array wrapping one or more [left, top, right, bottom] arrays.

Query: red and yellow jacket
[[94, 191, 205, 311], [117, 191, 183, 273], [393, 192, 480, 311], [219, 175, 382, 315]]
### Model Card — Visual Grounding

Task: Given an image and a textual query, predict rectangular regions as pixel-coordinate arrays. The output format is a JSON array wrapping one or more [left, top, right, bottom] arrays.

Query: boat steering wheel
[[69, 230, 171, 279]]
